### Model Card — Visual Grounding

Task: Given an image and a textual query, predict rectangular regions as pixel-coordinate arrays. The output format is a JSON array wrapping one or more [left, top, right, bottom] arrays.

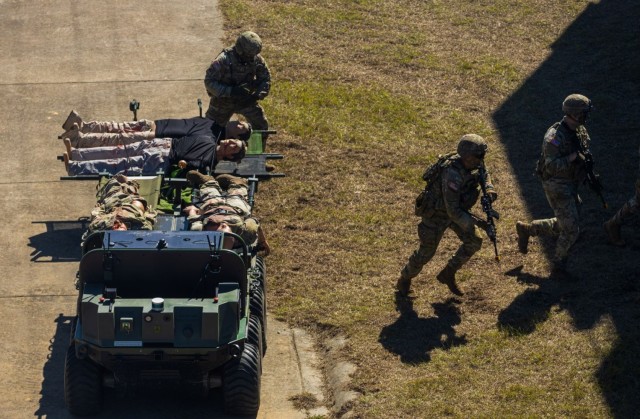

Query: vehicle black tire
[[256, 256, 266, 289], [223, 342, 261, 416], [247, 314, 264, 361], [64, 344, 103, 416], [249, 285, 267, 356]]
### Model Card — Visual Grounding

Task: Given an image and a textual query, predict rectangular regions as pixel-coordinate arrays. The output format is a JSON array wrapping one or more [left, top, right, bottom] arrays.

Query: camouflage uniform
[[604, 145, 640, 245], [399, 135, 496, 296], [188, 175, 260, 245], [522, 120, 588, 263], [204, 32, 271, 132], [86, 176, 157, 234]]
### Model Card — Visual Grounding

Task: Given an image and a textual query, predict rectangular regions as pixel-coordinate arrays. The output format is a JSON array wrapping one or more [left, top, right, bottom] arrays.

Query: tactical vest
[[218, 47, 260, 86]]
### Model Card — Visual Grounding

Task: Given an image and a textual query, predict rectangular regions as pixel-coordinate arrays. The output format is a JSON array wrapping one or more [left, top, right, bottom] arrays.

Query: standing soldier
[[516, 94, 594, 272], [397, 134, 498, 297], [204, 31, 271, 150], [604, 145, 639, 246]]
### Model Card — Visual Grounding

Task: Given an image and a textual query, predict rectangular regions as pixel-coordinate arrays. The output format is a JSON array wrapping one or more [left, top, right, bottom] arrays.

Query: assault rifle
[[478, 164, 500, 262], [576, 127, 607, 208]]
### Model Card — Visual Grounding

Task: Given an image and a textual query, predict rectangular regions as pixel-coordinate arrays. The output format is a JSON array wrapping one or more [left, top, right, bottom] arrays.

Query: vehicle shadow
[[378, 293, 467, 364], [493, 2, 640, 416], [28, 219, 88, 263], [35, 314, 250, 418]]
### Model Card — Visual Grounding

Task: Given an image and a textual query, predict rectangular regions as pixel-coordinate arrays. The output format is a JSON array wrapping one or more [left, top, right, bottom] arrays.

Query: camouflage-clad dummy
[[204, 31, 271, 149], [516, 94, 594, 271], [604, 145, 640, 246], [85, 174, 157, 236], [397, 134, 498, 297], [184, 171, 270, 254]]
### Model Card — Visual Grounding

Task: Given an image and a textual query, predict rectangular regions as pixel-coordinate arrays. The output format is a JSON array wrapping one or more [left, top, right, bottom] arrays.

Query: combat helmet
[[457, 134, 488, 158], [562, 94, 592, 116], [235, 31, 262, 58]]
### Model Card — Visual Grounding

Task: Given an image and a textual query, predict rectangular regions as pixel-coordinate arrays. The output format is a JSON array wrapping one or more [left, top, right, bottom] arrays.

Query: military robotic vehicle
[[61, 117, 281, 416]]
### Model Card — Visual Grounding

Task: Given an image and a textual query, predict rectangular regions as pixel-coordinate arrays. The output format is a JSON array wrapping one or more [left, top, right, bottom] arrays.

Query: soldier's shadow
[[378, 294, 467, 364], [28, 219, 88, 263]]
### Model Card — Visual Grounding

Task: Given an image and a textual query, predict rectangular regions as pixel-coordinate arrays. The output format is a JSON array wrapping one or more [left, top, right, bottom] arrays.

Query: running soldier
[[516, 94, 595, 273], [397, 134, 498, 297]]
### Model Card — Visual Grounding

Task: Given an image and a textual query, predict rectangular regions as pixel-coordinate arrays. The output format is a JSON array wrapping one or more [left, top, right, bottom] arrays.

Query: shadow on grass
[[378, 293, 467, 364], [497, 265, 578, 335], [493, 2, 640, 416]]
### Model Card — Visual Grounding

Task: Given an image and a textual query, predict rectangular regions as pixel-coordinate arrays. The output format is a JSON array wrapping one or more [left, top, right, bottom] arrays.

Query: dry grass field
[[219, 1, 640, 417]]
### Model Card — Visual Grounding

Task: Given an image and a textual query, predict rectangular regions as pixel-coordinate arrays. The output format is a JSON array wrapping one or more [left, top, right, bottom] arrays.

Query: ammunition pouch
[[415, 189, 436, 218]]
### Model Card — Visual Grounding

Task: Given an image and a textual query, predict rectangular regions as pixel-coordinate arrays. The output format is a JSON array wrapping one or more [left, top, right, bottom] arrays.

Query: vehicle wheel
[[256, 256, 267, 290], [64, 344, 103, 416], [249, 285, 267, 356], [247, 314, 264, 361], [223, 342, 261, 416]]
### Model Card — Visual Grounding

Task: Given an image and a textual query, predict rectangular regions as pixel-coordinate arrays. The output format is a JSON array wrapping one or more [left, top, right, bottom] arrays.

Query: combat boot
[[62, 110, 83, 131], [604, 218, 625, 247], [186, 170, 214, 186], [515, 221, 530, 254], [215, 174, 248, 189], [436, 265, 464, 296], [396, 275, 411, 297]]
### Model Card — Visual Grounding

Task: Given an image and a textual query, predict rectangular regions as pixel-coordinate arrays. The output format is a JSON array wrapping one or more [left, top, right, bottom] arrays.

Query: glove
[[254, 90, 268, 100], [230, 84, 253, 98], [488, 191, 498, 202], [476, 219, 489, 231]]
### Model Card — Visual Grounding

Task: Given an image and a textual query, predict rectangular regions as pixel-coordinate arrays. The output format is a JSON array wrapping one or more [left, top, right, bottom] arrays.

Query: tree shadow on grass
[[378, 293, 467, 364], [497, 265, 578, 335], [493, 1, 640, 416]]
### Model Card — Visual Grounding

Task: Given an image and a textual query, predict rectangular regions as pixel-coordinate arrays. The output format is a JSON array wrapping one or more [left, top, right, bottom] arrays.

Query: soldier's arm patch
[[448, 181, 460, 192], [210, 61, 221, 72], [544, 127, 562, 147]]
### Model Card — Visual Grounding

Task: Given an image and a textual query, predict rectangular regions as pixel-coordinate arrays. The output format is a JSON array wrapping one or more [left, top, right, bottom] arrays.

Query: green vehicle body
[[64, 219, 266, 416]]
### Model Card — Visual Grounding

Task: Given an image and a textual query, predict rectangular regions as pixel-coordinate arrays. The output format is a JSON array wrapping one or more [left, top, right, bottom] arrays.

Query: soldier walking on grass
[[516, 94, 595, 273], [397, 134, 498, 297], [604, 144, 640, 246], [204, 31, 271, 150]]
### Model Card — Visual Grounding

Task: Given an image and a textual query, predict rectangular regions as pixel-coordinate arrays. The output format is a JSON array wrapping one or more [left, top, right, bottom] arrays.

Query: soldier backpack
[[414, 152, 456, 216]]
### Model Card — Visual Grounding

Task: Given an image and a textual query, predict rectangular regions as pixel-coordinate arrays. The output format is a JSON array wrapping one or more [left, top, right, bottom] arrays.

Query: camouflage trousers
[[608, 179, 640, 226], [79, 119, 154, 134], [189, 178, 258, 244], [88, 176, 157, 233], [69, 131, 156, 148], [205, 98, 269, 132], [194, 178, 251, 217], [529, 180, 581, 260], [401, 212, 483, 280]]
